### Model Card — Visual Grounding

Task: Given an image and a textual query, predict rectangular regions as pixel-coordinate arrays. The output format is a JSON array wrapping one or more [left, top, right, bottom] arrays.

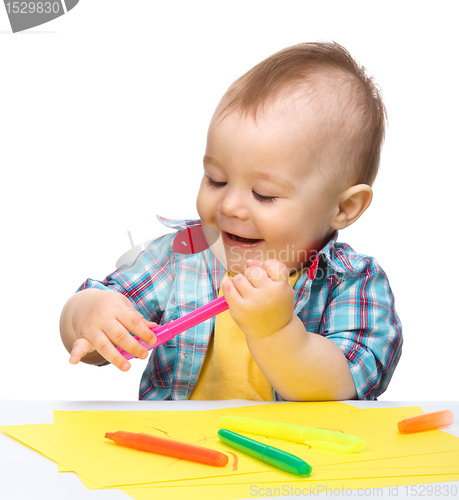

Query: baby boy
[[60, 42, 402, 402]]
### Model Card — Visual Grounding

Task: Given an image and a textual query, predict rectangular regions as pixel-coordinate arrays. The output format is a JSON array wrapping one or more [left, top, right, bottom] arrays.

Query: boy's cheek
[[196, 188, 213, 220]]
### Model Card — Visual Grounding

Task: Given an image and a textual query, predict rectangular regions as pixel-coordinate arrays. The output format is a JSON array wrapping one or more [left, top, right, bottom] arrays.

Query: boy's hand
[[222, 259, 295, 339], [68, 289, 158, 371]]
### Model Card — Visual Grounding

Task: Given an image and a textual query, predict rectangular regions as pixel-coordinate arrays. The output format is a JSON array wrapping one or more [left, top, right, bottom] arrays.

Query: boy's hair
[[217, 42, 387, 189]]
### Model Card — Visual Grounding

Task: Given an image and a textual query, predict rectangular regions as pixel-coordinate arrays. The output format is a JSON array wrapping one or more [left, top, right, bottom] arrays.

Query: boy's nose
[[219, 189, 249, 220]]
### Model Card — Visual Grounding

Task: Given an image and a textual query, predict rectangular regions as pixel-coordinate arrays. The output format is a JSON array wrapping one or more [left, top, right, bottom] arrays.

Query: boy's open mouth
[[222, 231, 263, 246]]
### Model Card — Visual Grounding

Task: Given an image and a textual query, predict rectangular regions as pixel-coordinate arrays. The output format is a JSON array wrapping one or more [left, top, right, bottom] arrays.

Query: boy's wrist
[[244, 313, 303, 345], [240, 311, 295, 340]]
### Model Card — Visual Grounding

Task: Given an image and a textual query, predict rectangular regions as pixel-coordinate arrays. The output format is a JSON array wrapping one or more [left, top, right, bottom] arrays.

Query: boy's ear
[[329, 184, 373, 230]]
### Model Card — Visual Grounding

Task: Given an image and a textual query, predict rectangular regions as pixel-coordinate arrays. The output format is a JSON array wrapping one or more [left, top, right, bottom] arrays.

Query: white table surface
[[1, 400, 458, 499]]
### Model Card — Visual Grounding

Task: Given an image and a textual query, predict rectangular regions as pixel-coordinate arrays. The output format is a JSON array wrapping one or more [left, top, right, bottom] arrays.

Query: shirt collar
[[302, 233, 339, 281], [309, 231, 361, 279], [156, 215, 201, 229]]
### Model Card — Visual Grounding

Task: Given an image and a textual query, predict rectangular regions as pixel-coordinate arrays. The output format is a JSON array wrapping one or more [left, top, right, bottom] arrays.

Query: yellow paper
[[74, 450, 459, 490], [80, 448, 459, 489], [2, 402, 459, 494], [50, 403, 459, 484]]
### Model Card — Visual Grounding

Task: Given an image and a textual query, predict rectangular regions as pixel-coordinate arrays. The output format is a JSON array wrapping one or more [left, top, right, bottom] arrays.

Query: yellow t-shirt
[[189, 269, 306, 401]]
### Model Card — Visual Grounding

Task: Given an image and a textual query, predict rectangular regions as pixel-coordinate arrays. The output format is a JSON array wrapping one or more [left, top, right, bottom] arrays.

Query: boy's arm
[[223, 262, 356, 401], [223, 258, 402, 402], [245, 316, 357, 401]]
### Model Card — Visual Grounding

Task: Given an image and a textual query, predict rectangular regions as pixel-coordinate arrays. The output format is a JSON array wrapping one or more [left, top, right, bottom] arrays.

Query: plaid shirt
[[77, 216, 402, 401]]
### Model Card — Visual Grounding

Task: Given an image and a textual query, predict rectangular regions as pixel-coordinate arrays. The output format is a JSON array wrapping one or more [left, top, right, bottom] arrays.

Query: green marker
[[217, 429, 312, 477]]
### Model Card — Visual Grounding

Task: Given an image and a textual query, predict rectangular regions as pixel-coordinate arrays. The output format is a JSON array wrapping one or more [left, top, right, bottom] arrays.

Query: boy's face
[[196, 102, 341, 276]]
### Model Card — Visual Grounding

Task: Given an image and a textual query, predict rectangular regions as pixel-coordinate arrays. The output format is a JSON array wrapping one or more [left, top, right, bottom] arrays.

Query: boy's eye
[[252, 191, 276, 203], [206, 176, 276, 203], [206, 176, 227, 188]]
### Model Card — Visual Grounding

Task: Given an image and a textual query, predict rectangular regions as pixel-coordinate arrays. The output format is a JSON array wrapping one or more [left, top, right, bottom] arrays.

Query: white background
[[0, 1, 457, 402]]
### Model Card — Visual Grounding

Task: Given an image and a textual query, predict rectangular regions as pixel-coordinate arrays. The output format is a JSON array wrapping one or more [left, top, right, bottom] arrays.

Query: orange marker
[[105, 431, 228, 467], [398, 410, 454, 434]]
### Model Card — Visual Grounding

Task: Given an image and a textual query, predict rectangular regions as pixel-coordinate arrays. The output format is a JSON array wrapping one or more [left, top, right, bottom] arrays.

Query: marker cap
[[218, 429, 311, 477], [262, 446, 312, 476], [398, 409, 454, 434]]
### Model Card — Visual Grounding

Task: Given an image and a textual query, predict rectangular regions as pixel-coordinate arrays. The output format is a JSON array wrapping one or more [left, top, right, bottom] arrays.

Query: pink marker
[[117, 296, 229, 360]]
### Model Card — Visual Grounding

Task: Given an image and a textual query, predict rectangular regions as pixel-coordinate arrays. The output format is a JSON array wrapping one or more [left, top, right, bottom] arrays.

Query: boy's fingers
[[225, 273, 253, 298], [119, 309, 158, 346], [93, 336, 132, 371], [262, 259, 289, 282], [244, 264, 268, 285], [222, 276, 241, 302], [70, 338, 93, 364], [145, 320, 159, 341], [245, 259, 289, 283], [105, 321, 150, 361], [246, 259, 262, 268]]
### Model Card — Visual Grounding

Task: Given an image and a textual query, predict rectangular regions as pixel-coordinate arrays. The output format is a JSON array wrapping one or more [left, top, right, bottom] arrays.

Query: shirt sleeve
[[319, 258, 403, 400], [76, 232, 176, 324]]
